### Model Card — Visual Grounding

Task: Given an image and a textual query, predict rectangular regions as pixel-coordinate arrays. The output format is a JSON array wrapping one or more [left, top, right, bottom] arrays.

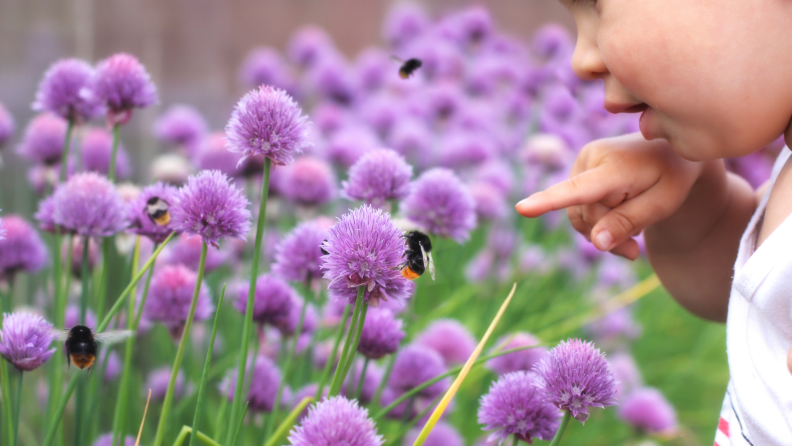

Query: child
[[515, 1, 792, 445]]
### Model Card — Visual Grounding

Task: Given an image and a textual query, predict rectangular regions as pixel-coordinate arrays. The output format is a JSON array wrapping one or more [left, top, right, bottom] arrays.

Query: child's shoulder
[[755, 148, 792, 247]]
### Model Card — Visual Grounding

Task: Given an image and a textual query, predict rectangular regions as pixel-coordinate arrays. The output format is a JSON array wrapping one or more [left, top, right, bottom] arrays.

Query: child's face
[[563, 0, 792, 161]]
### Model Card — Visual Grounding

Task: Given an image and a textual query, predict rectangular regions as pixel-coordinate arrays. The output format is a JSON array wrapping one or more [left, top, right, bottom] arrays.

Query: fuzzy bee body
[[400, 230, 435, 280], [397, 58, 423, 79], [52, 325, 133, 371], [146, 197, 171, 226]]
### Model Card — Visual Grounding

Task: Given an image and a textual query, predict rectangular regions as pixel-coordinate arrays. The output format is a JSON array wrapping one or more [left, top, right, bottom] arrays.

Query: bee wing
[[390, 55, 405, 64], [47, 327, 70, 342], [419, 242, 436, 281], [93, 330, 134, 345]]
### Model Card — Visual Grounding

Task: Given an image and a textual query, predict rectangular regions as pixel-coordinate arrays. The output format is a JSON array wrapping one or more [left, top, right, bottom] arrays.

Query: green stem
[[373, 354, 396, 408], [42, 233, 174, 446], [172, 426, 222, 446], [189, 284, 225, 446], [73, 235, 92, 446], [384, 393, 442, 446], [108, 123, 120, 182], [96, 237, 112, 324], [46, 232, 73, 446], [355, 358, 370, 401], [12, 370, 22, 446], [548, 410, 572, 446], [315, 305, 349, 400], [373, 345, 541, 421], [227, 158, 271, 446], [512, 435, 520, 446], [262, 396, 314, 446], [230, 402, 249, 446], [152, 242, 209, 446], [60, 120, 74, 182], [0, 294, 13, 446], [263, 288, 310, 439], [339, 302, 368, 386], [328, 288, 365, 396]]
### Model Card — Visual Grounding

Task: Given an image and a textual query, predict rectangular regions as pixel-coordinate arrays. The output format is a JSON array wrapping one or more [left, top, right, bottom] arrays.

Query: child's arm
[[516, 133, 757, 322]]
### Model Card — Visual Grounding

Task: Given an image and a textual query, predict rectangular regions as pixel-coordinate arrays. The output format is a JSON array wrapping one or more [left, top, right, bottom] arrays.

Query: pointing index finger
[[515, 163, 625, 218]]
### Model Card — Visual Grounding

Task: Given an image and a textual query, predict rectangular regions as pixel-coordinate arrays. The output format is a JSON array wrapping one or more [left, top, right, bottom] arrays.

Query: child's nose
[[571, 32, 608, 81]]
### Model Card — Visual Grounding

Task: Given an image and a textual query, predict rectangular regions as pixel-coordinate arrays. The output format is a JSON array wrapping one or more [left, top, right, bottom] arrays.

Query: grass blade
[[263, 396, 314, 446]]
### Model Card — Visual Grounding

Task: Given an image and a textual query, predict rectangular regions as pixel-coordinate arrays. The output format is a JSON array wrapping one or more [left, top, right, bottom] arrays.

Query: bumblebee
[[52, 325, 133, 371], [146, 197, 171, 226], [394, 57, 423, 79], [400, 231, 435, 281]]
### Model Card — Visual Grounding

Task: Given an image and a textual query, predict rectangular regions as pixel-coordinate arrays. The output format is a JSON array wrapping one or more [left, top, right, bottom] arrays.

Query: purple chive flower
[[586, 307, 641, 348], [487, 333, 548, 376], [153, 105, 208, 155], [52, 172, 128, 237], [402, 168, 477, 242], [389, 344, 450, 400], [127, 181, 180, 243], [470, 181, 508, 221], [341, 360, 383, 405], [235, 274, 295, 326], [225, 85, 310, 167], [308, 54, 358, 106], [272, 221, 328, 283], [33, 58, 102, 122], [147, 367, 187, 400], [162, 234, 228, 274], [404, 422, 464, 446], [81, 127, 132, 179], [0, 213, 5, 241], [0, 102, 15, 147], [438, 5, 493, 46], [102, 350, 122, 382], [478, 371, 561, 444], [383, 2, 430, 49], [360, 92, 404, 138], [342, 148, 413, 209], [311, 101, 352, 136], [196, 132, 243, 178], [16, 113, 67, 165], [275, 295, 318, 337], [144, 264, 213, 336], [223, 355, 289, 413], [287, 25, 334, 68], [93, 433, 136, 446], [609, 351, 643, 399], [404, 36, 465, 81], [170, 170, 251, 248], [88, 53, 158, 124], [355, 47, 391, 92], [287, 396, 384, 446], [534, 338, 617, 423], [387, 117, 433, 165], [532, 24, 574, 61], [239, 47, 295, 92], [0, 215, 48, 279], [278, 156, 336, 207], [326, 125, 379, 168], [415, 319, 476, 366], [356, 308, 404, 360], [320, 205, 405, 307], [327, 274, 414, 309], [35, 196, 59, 234], [0, 312, 56, 371], [618, 387, 677, 434]]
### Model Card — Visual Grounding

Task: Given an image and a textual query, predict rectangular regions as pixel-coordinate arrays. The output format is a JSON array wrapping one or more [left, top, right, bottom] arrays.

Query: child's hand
[[515, 133, 703, 260]]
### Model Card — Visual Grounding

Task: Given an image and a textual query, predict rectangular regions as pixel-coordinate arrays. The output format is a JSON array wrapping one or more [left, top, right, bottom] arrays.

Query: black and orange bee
[[146, 197, 171, 226], [399, 231, 435, 281], [52, 325, 133, 371], [393, 57, 423, 79]]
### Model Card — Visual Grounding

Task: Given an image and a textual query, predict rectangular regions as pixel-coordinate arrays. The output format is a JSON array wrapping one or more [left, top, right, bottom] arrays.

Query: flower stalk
[[328, 287, 365, 396], [548, 411, 572, 446]]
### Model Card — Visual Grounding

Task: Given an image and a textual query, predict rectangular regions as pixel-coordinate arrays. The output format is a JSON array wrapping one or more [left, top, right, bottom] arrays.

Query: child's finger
[[590, 185, 676, 251], [515, 163, 624, 218], [608, 238, 640, 261]]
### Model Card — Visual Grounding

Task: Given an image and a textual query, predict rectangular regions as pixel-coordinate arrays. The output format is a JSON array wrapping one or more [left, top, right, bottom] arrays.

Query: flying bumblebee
[[146, 197, 171, 226], [51, 325, 133, 371], [392, 56, 423, 79], [400, 230, 436, 281]]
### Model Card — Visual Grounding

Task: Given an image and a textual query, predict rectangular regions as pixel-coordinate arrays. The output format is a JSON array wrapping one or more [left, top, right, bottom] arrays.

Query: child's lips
[[639, 106, 658, 140]]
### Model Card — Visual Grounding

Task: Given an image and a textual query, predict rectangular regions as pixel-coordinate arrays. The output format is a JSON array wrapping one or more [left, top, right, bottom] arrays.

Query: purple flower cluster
[[405, 422, 464, 446], [272, 220, 328, 283], [33, 58, 102, 122], [278, 156, 336, 207], [88, 53, 158, 119], [356, 308, 404, 360], [144, 264, 213, 335], [51, 172, 128, 237], [0, 312, 56, 371], [93, 433, 136, 446], [222, 355, 289, 413], [81, 127, 132, 179], [388, 344, 449, 400], [320, 205, 406, 307], [153, 104, 208, 155], [170, 170, 251, 248], [127, 181, 180, 243], [478, 371, 560, 444], [534, 338, 617, 423], [416, 319, 476, 366], [235, 274, 294, 326], [401, 168, 477, 242], [0, 215, 48, 279], [147, 367, 187, 400], [225, 85, 310, 166], [342, 148, 413, 208], [16, 113, 67, 165], [618, 387, 677, 434], [287, 396, 384, 446], [486, 332, 548, 376]]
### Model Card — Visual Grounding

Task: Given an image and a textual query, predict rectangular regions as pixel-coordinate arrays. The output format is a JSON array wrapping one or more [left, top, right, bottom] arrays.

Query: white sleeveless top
[[721, 148, 792, 445]]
